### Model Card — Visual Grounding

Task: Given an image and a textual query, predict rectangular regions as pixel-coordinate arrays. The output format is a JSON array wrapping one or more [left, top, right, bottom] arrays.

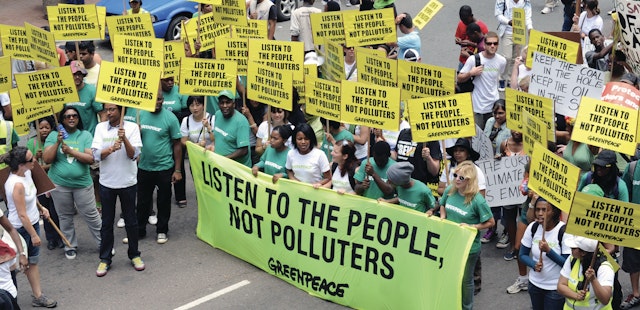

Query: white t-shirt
[[345, 61, 357, 81], [460, 52, 506, 114], [331, 165, 354, 193], [560, 254, 614, 308], [92, 121, 142, 189], [440, 164, 487, 190], [181, 113, 214, 147], [286, 148, 330, 184], [5, 171, 39, 228], [521, 221, 571, 290]]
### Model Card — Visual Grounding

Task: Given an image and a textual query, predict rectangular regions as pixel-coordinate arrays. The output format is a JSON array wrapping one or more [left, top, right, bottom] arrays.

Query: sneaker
[[503, 250, 517, 261], [111, 248, 116, 256], [498, 80, 506, 92], [122, 237, 129, 244], [131, 256, 145, 271], [32, 294, 57, 308], [540, 6, 552, 14], [621, 294, 640, 310], [506, 277, 529, 294], [148, 213, 158, 225], [157, 233, 168, 244], [480, 230, 495, 243], [117, 218, 125, 228], [496, 233, 510, 249], [177, 201, 187, 208], [65, 249, 77, 260], [96, 261, 110, 277]]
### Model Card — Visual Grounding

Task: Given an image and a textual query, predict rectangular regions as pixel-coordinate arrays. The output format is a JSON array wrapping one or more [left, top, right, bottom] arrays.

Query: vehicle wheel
[[165, 14, 190, 41], [275, 0, 297, 22]]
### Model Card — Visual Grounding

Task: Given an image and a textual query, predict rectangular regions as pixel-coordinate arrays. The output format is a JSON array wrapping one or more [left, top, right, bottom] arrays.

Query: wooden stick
[[583, 241, 601, 291], [538, 214, 546, 264], [36, 201, 71, 248]]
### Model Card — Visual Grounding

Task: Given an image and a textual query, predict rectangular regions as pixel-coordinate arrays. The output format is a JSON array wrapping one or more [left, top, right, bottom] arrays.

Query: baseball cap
[[70, 61, 87, 75]]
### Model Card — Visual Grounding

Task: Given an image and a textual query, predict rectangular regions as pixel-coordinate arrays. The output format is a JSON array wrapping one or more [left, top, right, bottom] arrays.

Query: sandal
[[177, 201, 187, 208]]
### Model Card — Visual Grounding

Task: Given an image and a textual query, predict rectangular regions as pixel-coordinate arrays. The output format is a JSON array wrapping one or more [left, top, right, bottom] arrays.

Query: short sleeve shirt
[[45, 129, 94, 188], [138, 109, 182, 171]]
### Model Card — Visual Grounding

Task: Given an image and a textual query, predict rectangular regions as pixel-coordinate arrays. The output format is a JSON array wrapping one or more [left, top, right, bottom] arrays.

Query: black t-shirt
[[395, 128, 442, 184]]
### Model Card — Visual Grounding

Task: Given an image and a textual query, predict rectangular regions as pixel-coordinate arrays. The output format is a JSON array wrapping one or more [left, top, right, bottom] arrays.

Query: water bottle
[[57, 124, 69, 140]]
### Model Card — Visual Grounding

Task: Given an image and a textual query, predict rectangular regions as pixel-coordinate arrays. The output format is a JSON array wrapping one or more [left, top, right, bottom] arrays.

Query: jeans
[[50, 184, 101, 251], [99, 184, 140, 263], [462, 251, 480, 310], [563, 4, 575, 31], [528, 282, 564, 310], [38, 194, 61, 245], [17, 222, 40, 265], [137, 168, 173, 237]]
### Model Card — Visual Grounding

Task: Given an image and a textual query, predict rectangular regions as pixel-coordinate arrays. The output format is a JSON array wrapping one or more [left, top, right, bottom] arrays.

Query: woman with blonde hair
[[429, 160, 494, 310]]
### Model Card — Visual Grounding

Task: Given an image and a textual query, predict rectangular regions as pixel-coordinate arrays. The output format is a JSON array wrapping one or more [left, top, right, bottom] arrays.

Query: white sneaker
[[506, 278, 529, 294], [157, 233, 168, 244], [116, 218, 125, 228], [148, 214, 158, 225], [111, 248, 115, 256], [496, 233, 509, 249], [541, 6, 552, 14], [122, 237, 128, 244]]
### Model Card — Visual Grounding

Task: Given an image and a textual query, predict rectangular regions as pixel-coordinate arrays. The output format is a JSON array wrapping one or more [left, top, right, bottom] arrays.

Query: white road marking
[[174, 280, 251, 310]]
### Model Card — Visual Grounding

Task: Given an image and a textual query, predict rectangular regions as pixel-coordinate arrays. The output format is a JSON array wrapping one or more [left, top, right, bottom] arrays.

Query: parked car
[[273, 0, 298, 21]]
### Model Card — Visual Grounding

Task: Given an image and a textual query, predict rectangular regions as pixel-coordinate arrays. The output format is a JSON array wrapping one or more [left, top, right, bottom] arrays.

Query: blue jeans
[[17, 222, 40, 265], [528, 282, 564, 310], [137, 168, 173, 237], [100, 184, 140, 263], [462, 251, 480, 310]]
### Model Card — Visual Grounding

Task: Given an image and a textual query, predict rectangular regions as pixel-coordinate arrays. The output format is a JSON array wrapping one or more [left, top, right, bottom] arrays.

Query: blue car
[[97, 0, 197, 41]]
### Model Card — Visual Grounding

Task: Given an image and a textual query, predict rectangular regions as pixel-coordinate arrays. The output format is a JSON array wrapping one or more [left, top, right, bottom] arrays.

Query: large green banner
[[188, 142, 475, 309]]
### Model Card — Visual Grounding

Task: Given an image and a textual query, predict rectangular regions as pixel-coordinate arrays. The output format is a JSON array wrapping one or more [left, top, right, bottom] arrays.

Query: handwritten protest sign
[[357, 53, 397, 87], [528, 143, 580, 213], [406, 93, 475, 142], [615, 0, 640, 75], [572, 96, 637, 155], [249, 39, 304, 81], [341, 80, 399, 131], [305, 76, 341, 121], [310, 12, 345, 45], [505, 88, 555, 141], [232, 20, 268, 39], [412, 0, 443, 30], [601, 82, 640, 110], [12, 105, 54, 128], [163, 41, 185, 79], [113, 35, 163, 69], [25, 23, 58, 67], [47, 4, 101, 40], [323, 40, 345, 82], [476, 156, 528, 207], [0, 25, 30, 60], [398, 62, 455, 100], [0, 57, 11, 93], [14, 67, 77, 109], [215, 37, 248, 75], [526, 30, 579, 68], [105, 13, 154, 39], [95, 61, 160, 112], [247, 61, 293, 110], [522, 110, 548, 156], [213, 0, 248, 26], [568, 192, 640, 249], [184, 12, 230, 53], [512, 8, 526, 45], [343, 8, 396, 47], [179, 58, 236, 97], [472, 125, 495, 160], [529, 52, 604, 117]]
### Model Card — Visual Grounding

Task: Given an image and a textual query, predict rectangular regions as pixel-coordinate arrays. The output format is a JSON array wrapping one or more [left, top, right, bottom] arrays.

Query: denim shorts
[[17, 222, 40, 265]]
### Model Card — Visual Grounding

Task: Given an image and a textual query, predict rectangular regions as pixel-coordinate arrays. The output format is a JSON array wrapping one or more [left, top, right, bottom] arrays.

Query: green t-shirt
[[256, 146, 290, 177], [396, 179, 435, 212], [44, 129, 94, 188], [138, 109, 182, 171], [373, 0, 395, 9], [214, 110, 252, 167], [321, 129, 354, 162], [65, 83, 103, 135], [162, 86, 188, 113], [439, 185, 492, 254], [354, 157, 396, 200]]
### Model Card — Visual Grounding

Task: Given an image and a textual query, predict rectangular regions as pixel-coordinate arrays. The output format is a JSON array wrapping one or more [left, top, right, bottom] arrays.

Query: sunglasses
[[453, 173, 467, 181], [63, 114, 79, 119], [485, 41, 499, 46]]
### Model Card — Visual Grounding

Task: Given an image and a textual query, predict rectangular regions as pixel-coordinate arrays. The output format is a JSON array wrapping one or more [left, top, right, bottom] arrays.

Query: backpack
[[455, 54, 481, 93], [531, 221, 566, 253], [331, 162, 356, 190]]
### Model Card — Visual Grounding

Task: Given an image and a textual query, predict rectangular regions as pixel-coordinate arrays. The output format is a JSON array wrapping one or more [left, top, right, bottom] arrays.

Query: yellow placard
[[247, 61, 293, 111], [295, 64, 318, 105], [14, 67, 78, 110], [105, 13, 155, 38], [212, 0, 248, 27], [512, 8, 526, 45], [310, 11, 345, 45], [304, 76, 341, 122], [522, 110, 548, 157], [598, 243, 620, 272], [12, 104, 54, 127], [97, 5, 106, 40], [398, 61, 455, 100], [25, 23, 58, 68], [355, 46, 385, 58], [112, 35, 164, 69], [323, 40, 345, 82], [248, 39, 304, 81], [8, 88, 20, 107], [341, 80, 399, 131], [179, 58, 237, 97], [184, 12, 231, 53], [47, 4, 101, 40], [571, 96, 638, 155], [0, 25, 30, 60], [526, 30, 579, 68], [343, 9, 396, 47], [528, 143, 580, 213], [95, 61, 160, 112], [357, 52, 397, 87], [215, 37, 248, 75], [163, 41, 186, 79], [406, 93, 475, 142], [567, 192, 640, 249], [505, 88, 555, 142], [0, 56, 11, 93], [412, 0, 443, 30], [231, 20, 268, 39]]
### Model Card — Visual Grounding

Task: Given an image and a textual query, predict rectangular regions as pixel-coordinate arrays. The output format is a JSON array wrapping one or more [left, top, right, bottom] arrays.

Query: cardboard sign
[[615, 0, 640, 75], [406, 93, 475, 142], [184, 12, 231, 53], [216, 37, 249, 75], [341, 80, 399, 131], [357, 53, 397, 87], [343, 9, 396, 47], [528, 143, 580, 213], [0, 25, 30, 60], [0, 162, 55, 201], [0, 56, 11, 93], [323, 40, 345, 82], [512, 8, 526, 45], [398, 62, 455, 100], [529, 52, 604, 117], [12, 104, 54, 127], [412, 0, 443, 30], [601, 82, 640, 110], [571, 96, 638, 155], [526, 30, 579, 68], [505, 87, 555, 142], [47, 4, 101, 40], [247, 61, 293, 110], [310, 12, 345, 45], [179, 58, 237, 97], [25, 23, 58, 68], [305, 76, 341, 121], [112, 35, 164, 69], [522, 110, 548, 156], [248, 39, 304, 81], [14, 67, 78, 109], [212, 0, 248, 27], [95, 61, 160, 112], [476, 156, 528, 207], [105, 13, 155, 38], [163, 41, 185, 79]]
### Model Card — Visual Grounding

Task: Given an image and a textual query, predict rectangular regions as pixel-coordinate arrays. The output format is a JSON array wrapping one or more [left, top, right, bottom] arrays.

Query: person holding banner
[[381, 162, 436, 212], [330, 139, 358, 194], [161, 77, 189, 208], [252, 125, 293, 183], [181, 96, 214, 152], [213, 90, 252, 167], [393, 127, 442, 188], [354, 141, 395, 199], [320, 118, 354, 163], [433, 160, 494, 310], [255, 107, 294, 155], [557, 235, 614, 309], [286, 123, 331, 187]]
